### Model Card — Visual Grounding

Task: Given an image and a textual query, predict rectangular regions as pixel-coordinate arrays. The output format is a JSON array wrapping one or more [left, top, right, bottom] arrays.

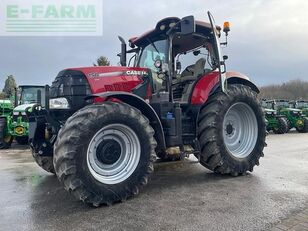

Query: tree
[[3, 75, 17, 98], [0, 92, 5, 99], [93, 56, 110, 66], [259, 79, 308, 100]]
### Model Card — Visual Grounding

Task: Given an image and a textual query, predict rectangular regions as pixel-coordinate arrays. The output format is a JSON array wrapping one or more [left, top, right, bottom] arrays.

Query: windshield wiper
[[147, 38, 160, 54]]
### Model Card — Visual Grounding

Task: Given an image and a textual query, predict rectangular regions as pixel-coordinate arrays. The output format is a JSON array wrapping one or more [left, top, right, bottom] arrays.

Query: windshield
[[297, 102, 308, 108], [275, 101, 289, 109], [138, 39, 167, 70], [20, 87, 45, 106], [176, 46, 214, 75]]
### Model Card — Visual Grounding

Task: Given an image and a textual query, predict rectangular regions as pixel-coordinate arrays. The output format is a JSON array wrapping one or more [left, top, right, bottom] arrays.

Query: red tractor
[[29, 12, 266, 206]]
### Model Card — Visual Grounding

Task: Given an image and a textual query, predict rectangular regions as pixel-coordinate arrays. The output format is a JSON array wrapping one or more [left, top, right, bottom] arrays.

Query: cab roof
[[19, 85, 45, 88], [129, 17, 220, 47]]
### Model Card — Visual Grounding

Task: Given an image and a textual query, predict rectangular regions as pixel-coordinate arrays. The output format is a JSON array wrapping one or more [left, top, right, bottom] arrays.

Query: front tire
[[197, 84, 266, 175], [273, 117, 288, 134], [15, 136, 29, 145], [53, 102, 156, 206], [0, 118, 13, 149], [32, 150, 55, 174], [296, 118, 308, 133]]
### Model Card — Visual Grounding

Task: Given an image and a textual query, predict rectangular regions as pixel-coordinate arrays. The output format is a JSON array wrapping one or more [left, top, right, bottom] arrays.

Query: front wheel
[[197, 84, 266, 175], [0, 118, 13, 149], [53, 102, 157, 206], [273, 117, 288, 134], [296, 118, 308, 133], [15, 136, 29, 145]]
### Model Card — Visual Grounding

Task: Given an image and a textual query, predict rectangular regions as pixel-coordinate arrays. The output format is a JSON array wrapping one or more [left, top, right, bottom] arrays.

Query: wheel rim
[[223, 102, 258, 158], [87, 124, 141, 185]]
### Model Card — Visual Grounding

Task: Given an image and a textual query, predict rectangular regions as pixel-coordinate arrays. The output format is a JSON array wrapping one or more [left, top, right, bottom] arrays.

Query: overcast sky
[[1, 0, 308, 89]]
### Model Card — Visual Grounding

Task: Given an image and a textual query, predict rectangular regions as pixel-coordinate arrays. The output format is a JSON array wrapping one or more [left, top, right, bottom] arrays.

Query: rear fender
[[190, 71, 259, 105], [88, 92, 166, 151]]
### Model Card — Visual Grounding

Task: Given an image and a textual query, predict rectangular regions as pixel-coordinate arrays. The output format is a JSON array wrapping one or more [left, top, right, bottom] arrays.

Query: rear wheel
[[0, 118, 13, 149], [286, 119, 292, 132], [273, 117, 288, 134], [197, 84, 266, 175], [15, 136, 29, 145], [53, 102, 156, 206]]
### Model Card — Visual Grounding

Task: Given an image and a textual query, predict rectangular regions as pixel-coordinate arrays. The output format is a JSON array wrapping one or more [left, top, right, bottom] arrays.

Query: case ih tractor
[[261, 100, 288, 134], [29, 12, 266, 206], [275, 99, 308, 133]]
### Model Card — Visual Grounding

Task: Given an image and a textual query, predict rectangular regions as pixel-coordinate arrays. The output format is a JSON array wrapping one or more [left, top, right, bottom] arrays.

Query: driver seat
[[180, 58, 206, 82]]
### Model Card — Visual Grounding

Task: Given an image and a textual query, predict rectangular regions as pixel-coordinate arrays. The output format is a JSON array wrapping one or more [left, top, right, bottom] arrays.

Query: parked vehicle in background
[[296, 100, 308, 117], [274, 99, 308, 133], [261, 100, 288, 134], [0, 85, 45, 148], [12, 85, 45, 145], [0, 99, 14, 148]]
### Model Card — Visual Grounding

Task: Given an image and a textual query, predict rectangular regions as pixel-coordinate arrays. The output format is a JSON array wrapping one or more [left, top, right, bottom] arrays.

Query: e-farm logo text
[[0, 0, 103, 36]]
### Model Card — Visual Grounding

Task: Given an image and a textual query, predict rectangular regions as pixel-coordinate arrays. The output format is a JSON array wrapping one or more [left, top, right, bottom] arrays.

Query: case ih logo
[[0, 0, 103, 36], [126, 70, 148, 76], [88, 71, 148, 78]]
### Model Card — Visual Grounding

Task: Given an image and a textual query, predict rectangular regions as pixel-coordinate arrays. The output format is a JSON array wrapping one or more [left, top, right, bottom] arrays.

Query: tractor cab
[[17, 85, 45, 107], [275, 99, 301, 113], [121, 12, 229, 103], [296, 100, 308, 109]]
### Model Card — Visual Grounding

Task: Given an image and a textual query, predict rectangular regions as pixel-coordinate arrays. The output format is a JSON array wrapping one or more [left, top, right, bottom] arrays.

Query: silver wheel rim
[[223, 102, 258, 158], [87, 124, 141, 185]]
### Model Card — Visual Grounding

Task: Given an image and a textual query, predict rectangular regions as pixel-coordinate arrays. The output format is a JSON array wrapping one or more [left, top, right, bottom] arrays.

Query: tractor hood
[[282, 108, 302, 112], [264, 108, 276, 113], [66, 66, 150, 95], [13, 103, 36, 113]]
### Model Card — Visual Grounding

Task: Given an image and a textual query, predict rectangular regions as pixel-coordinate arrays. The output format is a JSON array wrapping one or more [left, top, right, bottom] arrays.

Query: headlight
[[49, 97, 70, 109]]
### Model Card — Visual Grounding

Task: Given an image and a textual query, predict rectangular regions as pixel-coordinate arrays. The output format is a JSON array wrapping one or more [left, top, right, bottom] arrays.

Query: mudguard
[[88, 91, 166, 151], [190, 71, 259, 105]]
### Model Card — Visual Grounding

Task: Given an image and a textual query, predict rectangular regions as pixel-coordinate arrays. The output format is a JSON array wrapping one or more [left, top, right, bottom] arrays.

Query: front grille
[[50, 69, 92, 112], [13, 114, 28, 122]]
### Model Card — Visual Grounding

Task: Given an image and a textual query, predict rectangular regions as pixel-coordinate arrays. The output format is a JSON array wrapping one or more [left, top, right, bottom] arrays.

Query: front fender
[[88, 92, 166, 151]]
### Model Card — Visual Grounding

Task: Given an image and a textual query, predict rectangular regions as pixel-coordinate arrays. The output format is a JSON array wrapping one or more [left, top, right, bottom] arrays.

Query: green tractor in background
[[275, 99, 308, 133], [0, 99, 14, 148], [296, 100, 308, 117], [261, 99, 288, 134], [0, 85, 45, 148]]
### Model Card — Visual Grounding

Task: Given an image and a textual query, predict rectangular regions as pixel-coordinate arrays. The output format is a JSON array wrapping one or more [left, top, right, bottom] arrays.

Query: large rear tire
[[15, 136, 29, 145], [273, 117, 288, 134], [53, 102, 156, 206], [32, 150, 55, 174], [197, 84, 266, 175]]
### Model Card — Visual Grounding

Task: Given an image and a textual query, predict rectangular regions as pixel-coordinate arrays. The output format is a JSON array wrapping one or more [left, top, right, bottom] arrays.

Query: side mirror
[[118, 36, 127, 66], [14, 87, 18, 107], [45, 85, 50, 110], [180, 16, 195, 35], [37, 90, 42, 105]]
